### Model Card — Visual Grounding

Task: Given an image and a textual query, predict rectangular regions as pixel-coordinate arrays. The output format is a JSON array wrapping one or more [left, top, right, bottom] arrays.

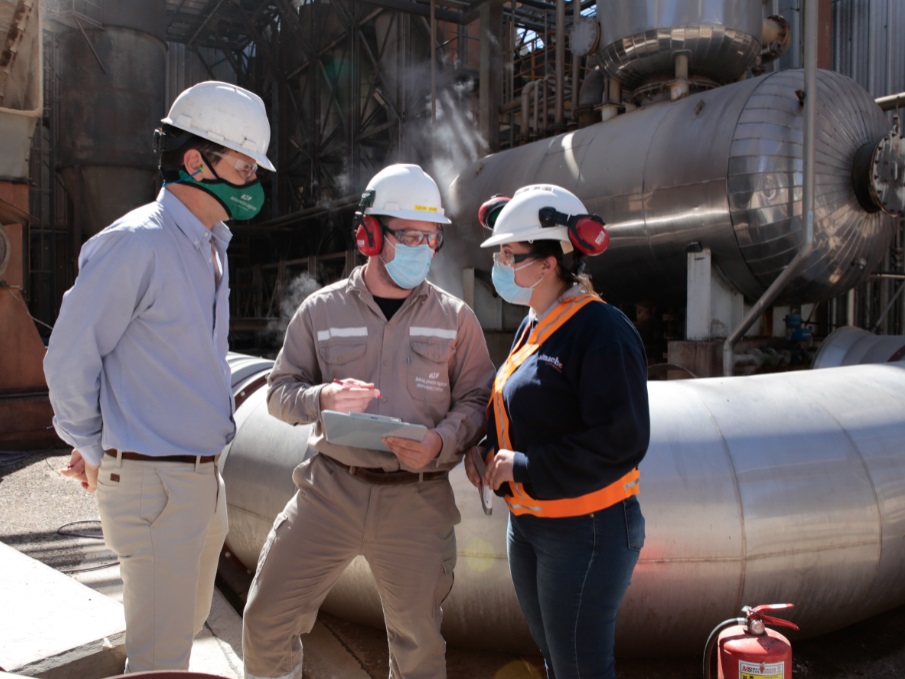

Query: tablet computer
[[321, 410, 428, 452]]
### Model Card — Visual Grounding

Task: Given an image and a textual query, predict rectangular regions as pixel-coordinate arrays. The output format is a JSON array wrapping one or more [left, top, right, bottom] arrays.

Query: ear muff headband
[[538, 206, 610, 256], [354, 189, 384, 256], [478, 194, 511, 231]]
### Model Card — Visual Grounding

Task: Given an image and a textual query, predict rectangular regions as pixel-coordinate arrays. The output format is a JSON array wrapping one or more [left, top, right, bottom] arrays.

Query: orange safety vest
[[491, 293, 640, 518]]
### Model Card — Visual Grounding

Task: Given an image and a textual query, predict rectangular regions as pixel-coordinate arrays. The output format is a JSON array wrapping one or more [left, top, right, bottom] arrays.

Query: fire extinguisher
[[703, 603, 800, 679]]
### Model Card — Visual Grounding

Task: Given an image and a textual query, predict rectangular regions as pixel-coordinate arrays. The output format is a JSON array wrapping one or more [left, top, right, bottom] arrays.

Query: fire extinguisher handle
[[759, 613, 801, 631], [751, 603, 794, 615]]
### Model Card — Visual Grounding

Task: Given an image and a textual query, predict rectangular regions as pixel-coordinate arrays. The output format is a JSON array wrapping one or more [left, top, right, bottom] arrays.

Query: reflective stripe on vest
[[491, 293, 640, 518]]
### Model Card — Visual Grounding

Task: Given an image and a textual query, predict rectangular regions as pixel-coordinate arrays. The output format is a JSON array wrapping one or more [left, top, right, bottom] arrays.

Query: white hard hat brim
[[480, 226, 571, 249], [480, 230, 521, 248], [368, 208, 451, 224], [244, 149, 276, 173]]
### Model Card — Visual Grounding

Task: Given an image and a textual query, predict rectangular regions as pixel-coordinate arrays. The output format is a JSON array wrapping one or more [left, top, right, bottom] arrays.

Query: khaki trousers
[[96, 452, 228, 672], [243, 453, 459, 679]]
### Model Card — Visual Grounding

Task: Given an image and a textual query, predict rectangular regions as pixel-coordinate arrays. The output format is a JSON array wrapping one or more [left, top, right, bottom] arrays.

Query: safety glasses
[[383, 226, 444, 250], [210, 150, 259, 181], [492, 251, 537, 268]]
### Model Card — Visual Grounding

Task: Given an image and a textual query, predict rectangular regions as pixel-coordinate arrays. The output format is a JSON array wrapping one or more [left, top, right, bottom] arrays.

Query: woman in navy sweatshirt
[[466, 184, 650, 679]]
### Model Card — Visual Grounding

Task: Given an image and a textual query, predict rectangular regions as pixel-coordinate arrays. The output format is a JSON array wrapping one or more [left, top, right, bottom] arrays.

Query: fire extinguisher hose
[[703, 617, 745, 679]]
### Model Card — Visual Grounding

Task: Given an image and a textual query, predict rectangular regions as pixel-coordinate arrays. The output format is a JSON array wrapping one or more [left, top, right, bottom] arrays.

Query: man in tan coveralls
[[242, 163, 496, 679]]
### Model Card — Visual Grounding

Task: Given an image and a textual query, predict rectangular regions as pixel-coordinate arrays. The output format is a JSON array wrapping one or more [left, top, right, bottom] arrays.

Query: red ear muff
[[355, 214, 383, 257], [478, 194, 511, 230], [354, 188, 383, 256], [569, 215, 609, 255], [538, 206, 609, 256]]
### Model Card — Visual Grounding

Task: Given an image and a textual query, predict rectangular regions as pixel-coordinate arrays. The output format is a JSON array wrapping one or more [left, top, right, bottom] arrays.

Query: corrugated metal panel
[[833, 0, 905, 101], [775, 0, 905, 103]]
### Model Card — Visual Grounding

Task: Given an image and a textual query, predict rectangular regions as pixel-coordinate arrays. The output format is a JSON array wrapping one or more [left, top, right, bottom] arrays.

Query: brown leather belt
[[326, 457, 447, 485], [105, 449, 216, 464]]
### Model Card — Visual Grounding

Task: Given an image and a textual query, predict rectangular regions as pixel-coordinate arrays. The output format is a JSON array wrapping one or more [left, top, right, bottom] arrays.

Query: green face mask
[[175, 170, 265, 221]]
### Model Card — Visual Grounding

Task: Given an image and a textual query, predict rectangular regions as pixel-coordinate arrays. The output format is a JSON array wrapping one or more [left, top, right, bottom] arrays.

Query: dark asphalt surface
[[3, 448, 905, 679]]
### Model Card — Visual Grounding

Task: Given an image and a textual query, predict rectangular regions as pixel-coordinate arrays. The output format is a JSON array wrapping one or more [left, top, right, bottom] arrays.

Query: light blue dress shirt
[[44, 189, 236, 466]]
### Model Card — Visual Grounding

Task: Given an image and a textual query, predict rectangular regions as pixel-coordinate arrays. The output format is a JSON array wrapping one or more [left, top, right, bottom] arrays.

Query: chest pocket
[[317, 338, 368, 369], [407, 339, 453, 403]]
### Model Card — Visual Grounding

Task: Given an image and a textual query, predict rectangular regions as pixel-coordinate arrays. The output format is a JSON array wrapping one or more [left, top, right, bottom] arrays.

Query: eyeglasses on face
[[211, 150, 258, 181], [383, 226, 444, 249], [493, 251, 537, 268]]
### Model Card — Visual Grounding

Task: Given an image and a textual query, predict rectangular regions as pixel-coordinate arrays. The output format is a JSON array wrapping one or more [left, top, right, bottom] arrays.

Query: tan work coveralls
[[243, 266, 495, 679]]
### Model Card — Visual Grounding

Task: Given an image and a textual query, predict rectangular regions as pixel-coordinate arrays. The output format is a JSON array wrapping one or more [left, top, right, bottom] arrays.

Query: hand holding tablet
[[321, 409, 427, 452]]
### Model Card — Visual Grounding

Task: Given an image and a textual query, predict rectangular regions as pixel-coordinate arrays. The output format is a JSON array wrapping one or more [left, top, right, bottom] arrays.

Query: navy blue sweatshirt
[[488, 296, 650, 502]]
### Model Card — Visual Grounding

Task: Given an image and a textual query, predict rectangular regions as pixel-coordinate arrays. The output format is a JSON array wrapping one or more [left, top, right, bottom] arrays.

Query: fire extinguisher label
[[739, 660, 784, 678]]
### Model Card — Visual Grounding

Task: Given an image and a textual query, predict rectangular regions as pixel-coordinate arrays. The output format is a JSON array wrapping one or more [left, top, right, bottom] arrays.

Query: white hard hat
[[162, 81, 276, 172], [362, 164, 451, 224], [480, 184, 587, 253]]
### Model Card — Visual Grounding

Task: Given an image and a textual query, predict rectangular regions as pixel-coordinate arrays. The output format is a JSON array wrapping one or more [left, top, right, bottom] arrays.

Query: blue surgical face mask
[[384, 241, 434, 289], [492, 260, 541, 306]]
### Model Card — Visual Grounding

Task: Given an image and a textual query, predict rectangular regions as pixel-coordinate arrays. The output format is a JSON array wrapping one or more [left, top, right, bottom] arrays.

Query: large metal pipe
[[443, 68, 897, 307], [221, 357, 905, 656], [811, 327, 905, 369], [721, 0, 820, 376]]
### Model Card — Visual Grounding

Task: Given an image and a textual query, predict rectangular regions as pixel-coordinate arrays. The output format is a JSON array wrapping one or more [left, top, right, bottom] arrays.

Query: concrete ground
[[2, 448, 905, 679]]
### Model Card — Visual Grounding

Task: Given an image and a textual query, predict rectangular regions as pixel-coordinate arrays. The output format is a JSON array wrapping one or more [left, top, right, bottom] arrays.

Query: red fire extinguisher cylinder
[[704, 604, 800, 679]]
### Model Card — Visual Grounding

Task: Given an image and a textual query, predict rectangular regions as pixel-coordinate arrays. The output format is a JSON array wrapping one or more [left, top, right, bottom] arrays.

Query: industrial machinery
[[218, 0, 905, 658], [5, 0, 905, 663], [220, 346, 905, 656], [442, 1, 904, 382]]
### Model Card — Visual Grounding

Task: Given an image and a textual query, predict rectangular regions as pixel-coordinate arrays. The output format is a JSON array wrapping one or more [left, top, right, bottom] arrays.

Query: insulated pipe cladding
[[445, 69, 902, 305], [221, 353, 905, 656]]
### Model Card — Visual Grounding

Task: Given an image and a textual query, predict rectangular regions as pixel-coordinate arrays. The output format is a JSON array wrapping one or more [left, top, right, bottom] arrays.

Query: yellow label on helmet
[[413, 204, 439, 213]]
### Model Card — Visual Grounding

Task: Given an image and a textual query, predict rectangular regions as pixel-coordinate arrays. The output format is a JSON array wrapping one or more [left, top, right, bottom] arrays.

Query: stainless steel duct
[[221, 357, 905, 656], [446, 68, 898, 305], [597, 0, 763, 95]]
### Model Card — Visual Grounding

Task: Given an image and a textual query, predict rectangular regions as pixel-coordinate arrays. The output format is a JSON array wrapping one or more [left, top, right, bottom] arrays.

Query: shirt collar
[[158, 188, 233, 250], [530, 283, 583, 325]]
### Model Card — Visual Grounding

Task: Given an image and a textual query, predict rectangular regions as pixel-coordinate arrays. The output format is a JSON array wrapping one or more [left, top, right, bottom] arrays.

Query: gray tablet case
[[320, 410, 427, 451]]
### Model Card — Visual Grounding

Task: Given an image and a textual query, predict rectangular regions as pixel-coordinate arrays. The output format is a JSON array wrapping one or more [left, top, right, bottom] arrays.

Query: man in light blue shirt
[[43, 80, 275, 673]]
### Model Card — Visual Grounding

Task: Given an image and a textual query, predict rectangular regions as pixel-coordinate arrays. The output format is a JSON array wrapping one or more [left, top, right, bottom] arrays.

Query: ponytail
[[528, 241, 598, 297]]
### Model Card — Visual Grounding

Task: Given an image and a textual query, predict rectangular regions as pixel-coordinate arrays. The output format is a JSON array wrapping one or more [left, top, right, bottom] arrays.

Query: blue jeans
[[507, 496, 645, 679]]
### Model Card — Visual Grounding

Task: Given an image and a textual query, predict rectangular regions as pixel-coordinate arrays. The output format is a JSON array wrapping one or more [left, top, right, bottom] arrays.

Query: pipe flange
[[761, 15, 792, 64], [569, 16, 599, 58], [869, 116, 905, 216]]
